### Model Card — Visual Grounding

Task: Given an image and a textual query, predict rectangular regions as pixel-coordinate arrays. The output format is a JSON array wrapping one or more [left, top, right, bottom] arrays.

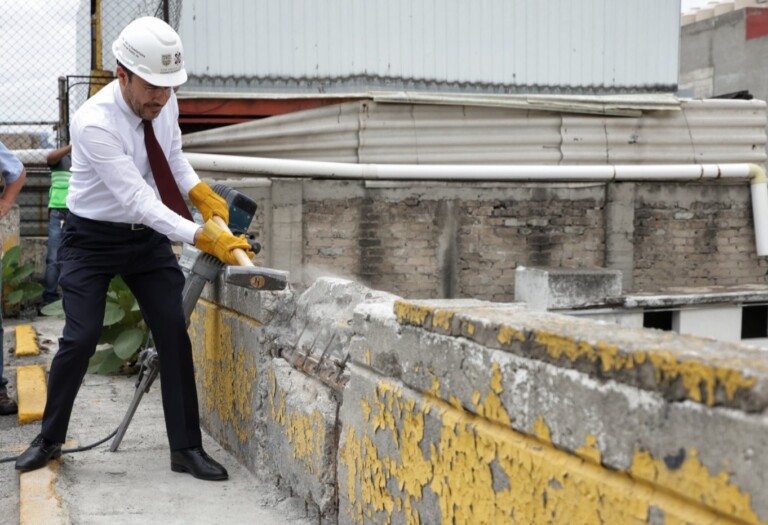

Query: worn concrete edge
[[15, 325, 39, 356], [16, 326, 68, 525], [350, 301, 768, 522], [19, 460, 70, 525], [393, 299, 768, 412], [338, 363, 766, 525], [190, 296, 339, 519]]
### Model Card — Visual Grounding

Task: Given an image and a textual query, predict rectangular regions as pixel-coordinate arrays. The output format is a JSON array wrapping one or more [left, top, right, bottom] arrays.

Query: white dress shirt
[[67, 80, 200, 244]]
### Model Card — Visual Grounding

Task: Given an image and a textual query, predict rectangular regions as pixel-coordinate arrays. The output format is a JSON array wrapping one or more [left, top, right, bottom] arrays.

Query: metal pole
[[58, 76, 70, 146], [163, 0, 170, 23]]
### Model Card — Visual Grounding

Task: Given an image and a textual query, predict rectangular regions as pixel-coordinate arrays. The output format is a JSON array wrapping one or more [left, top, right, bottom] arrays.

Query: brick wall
[[633, 182, 768, 290], [302, 183, 608, 301], [209, 177, 768, 300], [459, 186, 605, 301]]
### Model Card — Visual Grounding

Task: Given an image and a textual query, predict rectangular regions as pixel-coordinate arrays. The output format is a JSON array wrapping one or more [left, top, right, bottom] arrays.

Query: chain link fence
[[1, 0, 181, 235]]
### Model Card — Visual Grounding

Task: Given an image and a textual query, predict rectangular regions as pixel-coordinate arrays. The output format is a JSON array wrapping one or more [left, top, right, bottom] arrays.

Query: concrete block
[[349, 299, 768, 522], [338, 361, 768, 524], [514, 266, 623, 310], [265, 359, 339, 519]]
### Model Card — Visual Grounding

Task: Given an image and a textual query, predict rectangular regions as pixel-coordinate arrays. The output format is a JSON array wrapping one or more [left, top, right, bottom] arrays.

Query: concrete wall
[[680, 7, 768, 101], [190, 277, 768, 524], [200, 177, 768, 300]]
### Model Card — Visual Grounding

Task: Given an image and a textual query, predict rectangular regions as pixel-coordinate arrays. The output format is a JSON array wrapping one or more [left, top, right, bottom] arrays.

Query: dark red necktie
[[143, 119, 192, 220]]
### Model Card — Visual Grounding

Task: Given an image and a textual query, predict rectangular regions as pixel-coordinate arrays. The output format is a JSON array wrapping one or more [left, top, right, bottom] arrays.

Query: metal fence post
[[57, 76, 69, 147]]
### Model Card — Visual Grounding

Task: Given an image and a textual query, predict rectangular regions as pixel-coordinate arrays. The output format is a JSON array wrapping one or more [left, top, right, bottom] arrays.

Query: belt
[[95, 221, 146, 231], [70, 214, 146, 231]]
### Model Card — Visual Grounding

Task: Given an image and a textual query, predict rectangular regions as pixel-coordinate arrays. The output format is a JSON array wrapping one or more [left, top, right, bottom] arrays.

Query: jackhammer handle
[[212, 216, 254, 267]]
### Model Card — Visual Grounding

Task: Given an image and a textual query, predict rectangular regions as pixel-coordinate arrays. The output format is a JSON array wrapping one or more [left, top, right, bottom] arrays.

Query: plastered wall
[[190, 277, 768, 524]]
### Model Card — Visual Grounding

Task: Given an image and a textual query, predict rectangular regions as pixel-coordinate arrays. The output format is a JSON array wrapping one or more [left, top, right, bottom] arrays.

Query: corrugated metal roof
[[179, 0, 680, 95], [182, 99, 767, 166]]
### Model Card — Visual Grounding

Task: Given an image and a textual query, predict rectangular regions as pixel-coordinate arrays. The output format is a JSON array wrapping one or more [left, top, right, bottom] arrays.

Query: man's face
[[117, 66, 173, 120]]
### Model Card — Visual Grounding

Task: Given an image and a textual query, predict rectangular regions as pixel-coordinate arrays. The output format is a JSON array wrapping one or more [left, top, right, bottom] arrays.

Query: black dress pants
[[41, 213, 202, 451]]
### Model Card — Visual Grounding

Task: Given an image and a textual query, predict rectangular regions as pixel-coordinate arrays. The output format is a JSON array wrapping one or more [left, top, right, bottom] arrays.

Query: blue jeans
[[43, 209, 67, 305], [0, 255, 5, 394]]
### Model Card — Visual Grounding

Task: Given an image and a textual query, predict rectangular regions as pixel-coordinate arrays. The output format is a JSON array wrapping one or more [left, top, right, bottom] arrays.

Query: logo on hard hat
[[174, 52, 182, 65], [162, 54, 171, 66]]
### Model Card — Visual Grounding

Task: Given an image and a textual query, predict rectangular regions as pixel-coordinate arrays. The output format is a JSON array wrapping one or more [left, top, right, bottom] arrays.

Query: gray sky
[[1, 0, 81, 142]]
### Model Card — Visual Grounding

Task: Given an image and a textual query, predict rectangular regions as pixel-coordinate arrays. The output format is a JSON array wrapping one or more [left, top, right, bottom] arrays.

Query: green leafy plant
[[41, 276, 148, 375], [2, 245, 44, 312]]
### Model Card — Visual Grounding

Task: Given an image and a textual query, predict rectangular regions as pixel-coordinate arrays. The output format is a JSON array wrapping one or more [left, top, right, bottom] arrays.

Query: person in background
[[0, 140, 28, 415], [42, 143, 72, 307], [14, 16, 253, 478]]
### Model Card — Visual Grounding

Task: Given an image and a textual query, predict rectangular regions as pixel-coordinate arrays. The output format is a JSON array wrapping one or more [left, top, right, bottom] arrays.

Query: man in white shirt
[[15, 17, 253, 481]]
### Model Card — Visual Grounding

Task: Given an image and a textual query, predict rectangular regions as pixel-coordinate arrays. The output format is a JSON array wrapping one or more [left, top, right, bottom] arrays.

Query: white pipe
[[186, 153, 768, 257], [185, 152, 758, 182], [749, 165, 768, 256]]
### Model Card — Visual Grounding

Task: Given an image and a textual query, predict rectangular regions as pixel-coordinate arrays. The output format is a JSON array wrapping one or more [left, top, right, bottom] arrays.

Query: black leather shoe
[[170, 447, 228, 481], [15, 434, 62, 471], [0, 393, 17, 415]]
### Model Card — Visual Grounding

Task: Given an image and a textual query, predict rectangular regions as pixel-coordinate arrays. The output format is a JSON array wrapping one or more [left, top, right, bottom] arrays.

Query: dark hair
[[116, 60, 134, 80]]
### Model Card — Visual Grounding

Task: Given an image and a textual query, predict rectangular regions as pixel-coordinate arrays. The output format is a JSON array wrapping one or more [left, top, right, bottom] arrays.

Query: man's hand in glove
[[194, 219, 254, 266], [189, 181, 229, 224]]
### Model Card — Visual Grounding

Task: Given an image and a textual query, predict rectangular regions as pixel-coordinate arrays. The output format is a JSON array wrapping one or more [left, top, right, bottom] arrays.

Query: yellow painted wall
[[340, 369, 763, 525], [189, 300, 260, 446]]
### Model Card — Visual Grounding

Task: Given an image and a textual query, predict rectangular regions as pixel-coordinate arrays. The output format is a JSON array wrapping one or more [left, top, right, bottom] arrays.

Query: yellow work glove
[[194, 219, 254, 266], [189, 181, 229, 224]]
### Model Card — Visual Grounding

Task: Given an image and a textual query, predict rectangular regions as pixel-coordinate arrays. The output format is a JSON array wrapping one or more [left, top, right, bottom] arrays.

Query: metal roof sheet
[[182, 98, 767, 167], [179, 0, 680, 95]]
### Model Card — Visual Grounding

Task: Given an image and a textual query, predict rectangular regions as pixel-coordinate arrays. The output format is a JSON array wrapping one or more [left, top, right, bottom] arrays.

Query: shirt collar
[[112, 80, 144, 131]]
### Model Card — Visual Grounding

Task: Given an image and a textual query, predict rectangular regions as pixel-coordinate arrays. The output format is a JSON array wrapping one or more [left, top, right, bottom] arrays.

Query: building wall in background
[[209, 178, 768, 299], [680, 7, 768, 100]]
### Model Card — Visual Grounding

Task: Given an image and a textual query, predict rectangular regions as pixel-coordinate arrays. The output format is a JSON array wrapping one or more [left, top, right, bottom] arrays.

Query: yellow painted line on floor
[[19, 460, 70, 525], [15, 324, 39, 356], [16, 365, 47, 424]]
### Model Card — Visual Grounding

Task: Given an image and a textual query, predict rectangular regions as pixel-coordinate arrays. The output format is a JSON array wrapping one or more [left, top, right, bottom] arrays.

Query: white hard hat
[[112, 16, 188, 87]]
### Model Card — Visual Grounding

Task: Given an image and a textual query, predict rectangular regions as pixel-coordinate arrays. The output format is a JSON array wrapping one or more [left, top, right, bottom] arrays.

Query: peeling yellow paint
[[497, 325, 525, 345], [576, 434, 602, 465], [428, 377, 441, 398], [630, 448, 759, 524], [432, 309, 454, 331], [474, 364, 511, 427], [533, 416, 552, 444], [394, 301, 432, 327], [188, 302, 258, 444], [394, 298, 758, 408], [646, 351, 757, 406], [340, 377, 763, 524], [266, 367, 327, 475], [525, 328, 756, 406]]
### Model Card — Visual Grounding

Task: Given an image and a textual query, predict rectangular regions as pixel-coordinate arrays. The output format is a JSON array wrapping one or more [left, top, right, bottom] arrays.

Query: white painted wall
[[673, 304, 743, 343]]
